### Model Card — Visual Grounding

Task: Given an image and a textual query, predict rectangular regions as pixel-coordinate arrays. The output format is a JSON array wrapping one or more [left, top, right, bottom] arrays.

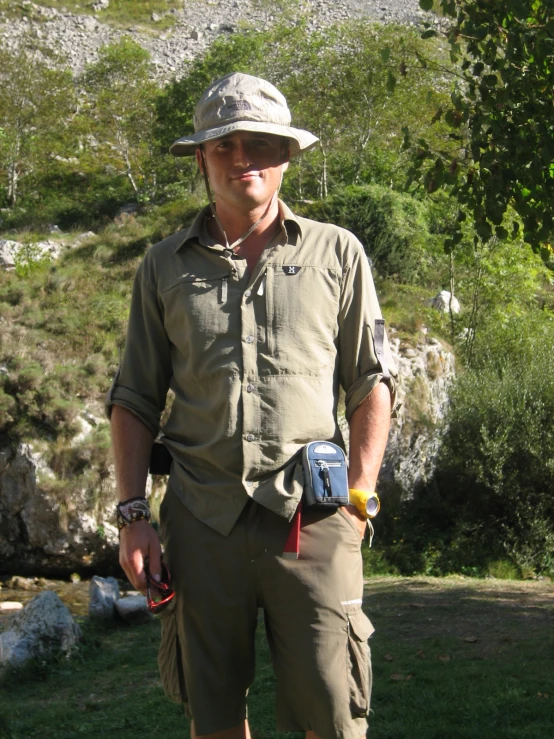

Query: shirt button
[[245, 481, 253, 487], [246, 384, 255, 393], [246, 434, 255, 442], [244, 289, 252, 298], [245, 335, 255, 344]]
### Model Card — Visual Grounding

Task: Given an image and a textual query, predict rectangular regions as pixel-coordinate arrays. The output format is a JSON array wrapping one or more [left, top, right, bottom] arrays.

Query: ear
[[195, 147, 203, 172]]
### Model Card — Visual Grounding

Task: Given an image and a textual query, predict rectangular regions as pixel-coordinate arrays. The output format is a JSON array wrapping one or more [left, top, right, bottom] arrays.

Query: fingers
[[119, 521, 160, 594], [128, 545, 147, 593], [148, 536, 163, 583]]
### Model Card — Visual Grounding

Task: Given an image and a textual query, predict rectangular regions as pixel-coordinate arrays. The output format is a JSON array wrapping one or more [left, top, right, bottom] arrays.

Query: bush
[[300, 184, 440, 283], [428, 324, 554, 576]]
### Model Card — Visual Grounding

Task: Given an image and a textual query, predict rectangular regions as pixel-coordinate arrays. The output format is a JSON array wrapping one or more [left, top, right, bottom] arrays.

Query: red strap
[[282, 499, 302, 559]]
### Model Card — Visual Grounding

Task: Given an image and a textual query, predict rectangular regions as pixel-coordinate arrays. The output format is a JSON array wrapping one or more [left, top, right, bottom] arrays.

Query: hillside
[[0, 0, 434, 80]]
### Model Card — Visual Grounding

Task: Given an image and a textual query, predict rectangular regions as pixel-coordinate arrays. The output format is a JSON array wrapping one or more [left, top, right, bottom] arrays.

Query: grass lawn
[[0, 576, 552, 738]]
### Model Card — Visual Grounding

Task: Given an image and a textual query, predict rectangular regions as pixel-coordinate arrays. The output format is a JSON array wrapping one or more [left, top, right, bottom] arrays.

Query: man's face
[[196, 131, 289, 212]]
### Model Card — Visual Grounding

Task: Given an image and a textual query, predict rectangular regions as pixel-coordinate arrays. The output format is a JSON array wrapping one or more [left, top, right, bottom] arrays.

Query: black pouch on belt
[[302, 441, 349, 508], [150, 441, 172, 475]]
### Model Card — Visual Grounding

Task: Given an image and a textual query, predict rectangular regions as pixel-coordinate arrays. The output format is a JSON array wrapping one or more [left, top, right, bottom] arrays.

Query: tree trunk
[[449, 249, 456, 338], [123, 147, 139, 196], [7, 132, 21, 206], [319, 143, 328, 200], [115, 124, 139, 196]]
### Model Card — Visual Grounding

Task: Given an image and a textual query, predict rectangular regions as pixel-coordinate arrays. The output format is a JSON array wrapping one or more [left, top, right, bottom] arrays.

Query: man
[[108, 73, 397, 739]]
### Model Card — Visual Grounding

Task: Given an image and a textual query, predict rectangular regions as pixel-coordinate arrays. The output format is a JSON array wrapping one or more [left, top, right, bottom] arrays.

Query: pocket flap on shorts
[[158, 611, 187, 705], [348, 610, 375, 641]]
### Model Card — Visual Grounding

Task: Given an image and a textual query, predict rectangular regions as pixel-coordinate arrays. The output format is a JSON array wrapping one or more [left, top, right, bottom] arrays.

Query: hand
[[118, 519, 162, 594], [341, 504, 368, 539]]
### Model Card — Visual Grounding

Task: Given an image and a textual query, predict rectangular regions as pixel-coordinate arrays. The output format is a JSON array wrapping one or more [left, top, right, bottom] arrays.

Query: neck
[[211, 195, 281, 248]]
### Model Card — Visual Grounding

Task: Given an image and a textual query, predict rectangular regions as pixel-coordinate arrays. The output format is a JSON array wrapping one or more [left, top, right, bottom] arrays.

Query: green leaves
[[419, 0, 434, 11], [406, 0, 554, 255]]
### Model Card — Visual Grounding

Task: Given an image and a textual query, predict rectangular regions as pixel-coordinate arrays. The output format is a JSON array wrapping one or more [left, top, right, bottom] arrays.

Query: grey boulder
[[115, 595, 152, 625], [88, 575, 120, 621], [0, 591, 81, 666]]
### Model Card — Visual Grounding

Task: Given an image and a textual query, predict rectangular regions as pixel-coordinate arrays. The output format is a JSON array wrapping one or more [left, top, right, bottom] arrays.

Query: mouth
[[232, 171, 259, 181]]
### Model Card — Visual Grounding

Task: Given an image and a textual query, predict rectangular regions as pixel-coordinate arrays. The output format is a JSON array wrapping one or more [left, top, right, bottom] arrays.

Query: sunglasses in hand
[[145, 560, 175, 615]]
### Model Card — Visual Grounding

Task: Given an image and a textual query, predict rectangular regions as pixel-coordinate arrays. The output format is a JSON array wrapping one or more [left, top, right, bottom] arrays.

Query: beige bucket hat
[[169, 72, 318, 158]]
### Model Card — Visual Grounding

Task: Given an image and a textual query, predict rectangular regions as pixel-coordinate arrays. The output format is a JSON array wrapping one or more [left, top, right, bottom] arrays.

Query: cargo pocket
[[346, 609, 374, 716], [158, 606, 187, 706]]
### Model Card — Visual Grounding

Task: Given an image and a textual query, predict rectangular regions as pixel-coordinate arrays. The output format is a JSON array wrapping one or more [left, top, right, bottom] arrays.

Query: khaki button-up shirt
[[107, 201, 397, 535]]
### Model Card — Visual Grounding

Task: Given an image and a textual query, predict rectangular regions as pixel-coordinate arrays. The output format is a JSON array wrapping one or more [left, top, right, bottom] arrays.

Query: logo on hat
[[228, 101, 252, 112]]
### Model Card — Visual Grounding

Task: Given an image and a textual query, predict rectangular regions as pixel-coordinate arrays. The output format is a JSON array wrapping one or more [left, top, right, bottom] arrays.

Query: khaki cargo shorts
[[158, 485, 374, 739]]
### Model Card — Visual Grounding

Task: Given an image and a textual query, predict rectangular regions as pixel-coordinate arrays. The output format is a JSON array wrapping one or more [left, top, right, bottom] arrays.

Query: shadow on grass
[[0, 577, 552, 738]]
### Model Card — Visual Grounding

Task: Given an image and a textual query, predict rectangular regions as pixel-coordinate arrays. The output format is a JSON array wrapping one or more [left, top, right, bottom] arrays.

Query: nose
[[232, 141, 253, 167]]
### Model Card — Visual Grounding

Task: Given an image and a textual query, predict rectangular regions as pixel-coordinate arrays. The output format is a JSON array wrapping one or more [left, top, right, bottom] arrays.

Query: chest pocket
[[162, 272, 237, 373], [265, 265, 340, 372]]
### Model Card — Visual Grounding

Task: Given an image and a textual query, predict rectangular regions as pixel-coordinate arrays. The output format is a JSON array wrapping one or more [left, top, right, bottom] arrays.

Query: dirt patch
[[363, 575, 554, 657]]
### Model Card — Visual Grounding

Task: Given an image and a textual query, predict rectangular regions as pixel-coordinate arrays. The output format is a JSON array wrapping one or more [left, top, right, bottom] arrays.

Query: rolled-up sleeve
[[105, 259, 172, 436], [338, 240, 398, 422]]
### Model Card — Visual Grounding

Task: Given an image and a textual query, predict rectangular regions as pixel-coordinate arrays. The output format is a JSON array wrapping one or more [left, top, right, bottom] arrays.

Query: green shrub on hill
[[301, 184, 441, 283], [435, 323, 554, 576]]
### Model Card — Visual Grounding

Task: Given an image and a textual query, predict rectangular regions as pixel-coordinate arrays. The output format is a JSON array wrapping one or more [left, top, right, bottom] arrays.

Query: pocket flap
[[348, 610, 375, 641]]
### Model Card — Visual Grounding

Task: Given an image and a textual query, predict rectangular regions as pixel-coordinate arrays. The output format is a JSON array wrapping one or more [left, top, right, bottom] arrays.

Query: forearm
[[348, 381, 392, 492], [111, 404, 155, 503]]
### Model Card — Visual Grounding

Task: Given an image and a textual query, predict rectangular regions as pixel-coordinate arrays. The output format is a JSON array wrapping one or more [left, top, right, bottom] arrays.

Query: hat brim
[[169, 120, 319, 158]]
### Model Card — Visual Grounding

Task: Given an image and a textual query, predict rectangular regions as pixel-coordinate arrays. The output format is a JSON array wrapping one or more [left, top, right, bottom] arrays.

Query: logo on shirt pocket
[[282, 266, 301, 275]]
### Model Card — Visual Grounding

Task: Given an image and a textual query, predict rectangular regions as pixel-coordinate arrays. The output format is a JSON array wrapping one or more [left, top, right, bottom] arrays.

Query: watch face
[[366, 496, 380, 517]]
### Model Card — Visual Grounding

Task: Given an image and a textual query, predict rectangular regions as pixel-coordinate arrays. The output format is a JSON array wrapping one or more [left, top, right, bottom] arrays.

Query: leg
[[192, 720, 252, 739], [158, 488, 258, 735], [306, 732, 365, 739], [254, 504, 373, 739]]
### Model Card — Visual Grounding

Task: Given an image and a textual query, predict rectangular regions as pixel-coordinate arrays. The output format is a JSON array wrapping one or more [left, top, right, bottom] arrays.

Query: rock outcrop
[[0, 237, 67, 271], [382, 330, 455, 496], [0, 440, 119, 576]]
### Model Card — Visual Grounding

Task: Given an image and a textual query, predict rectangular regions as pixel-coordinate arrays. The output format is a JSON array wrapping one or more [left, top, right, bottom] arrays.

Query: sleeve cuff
[[344, 373, 399, 423], [105, 382, 161, 437]]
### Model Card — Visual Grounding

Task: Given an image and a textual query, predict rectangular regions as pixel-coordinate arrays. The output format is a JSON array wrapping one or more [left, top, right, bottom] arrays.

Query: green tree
[[276, 23, 454, 198], [0, 47, 75, 207], [82, 38, 162, 200], [454, 230, 551, 364], [410, 0, 554, 253]]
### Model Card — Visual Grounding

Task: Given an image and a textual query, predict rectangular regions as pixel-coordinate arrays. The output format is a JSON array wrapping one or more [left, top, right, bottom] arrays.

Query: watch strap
[[348, 488, 381, 519]]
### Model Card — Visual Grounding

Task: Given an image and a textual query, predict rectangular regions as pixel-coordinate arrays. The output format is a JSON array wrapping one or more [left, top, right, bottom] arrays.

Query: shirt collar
[[175, 205, 213, 252], [174, 200, 302, 253], [279, 200, 303, 244]]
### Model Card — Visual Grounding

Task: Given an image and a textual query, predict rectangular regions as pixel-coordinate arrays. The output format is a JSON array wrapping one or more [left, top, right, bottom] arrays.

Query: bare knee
[[192, 719, 251, 739]]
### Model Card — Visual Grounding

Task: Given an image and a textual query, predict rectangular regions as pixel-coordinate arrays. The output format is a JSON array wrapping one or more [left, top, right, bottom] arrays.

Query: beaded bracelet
[[115, 496, 151, 531]]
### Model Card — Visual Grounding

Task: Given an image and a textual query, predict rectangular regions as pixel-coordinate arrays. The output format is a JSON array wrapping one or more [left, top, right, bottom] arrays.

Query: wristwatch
[[348, 488, 381, 519]]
